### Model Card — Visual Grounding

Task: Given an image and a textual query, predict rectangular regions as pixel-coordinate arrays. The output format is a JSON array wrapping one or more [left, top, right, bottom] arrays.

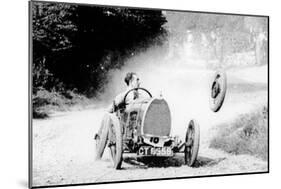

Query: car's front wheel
[[209, 70, 227, 112], [184, 119, 200, 166], [108, 114, 123, 169], [94, 113, 110, 160]]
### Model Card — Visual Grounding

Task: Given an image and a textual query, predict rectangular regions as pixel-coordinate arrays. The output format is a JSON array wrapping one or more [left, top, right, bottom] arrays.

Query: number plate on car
[[137, 146, 173, 157]]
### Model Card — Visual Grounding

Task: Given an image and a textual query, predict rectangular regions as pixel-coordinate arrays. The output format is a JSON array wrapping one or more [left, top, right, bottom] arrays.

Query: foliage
[[31, 2, 167, 117], [32, 2, 167, 96], [33, 88, 92, 119], [164, 12, 268, 66]]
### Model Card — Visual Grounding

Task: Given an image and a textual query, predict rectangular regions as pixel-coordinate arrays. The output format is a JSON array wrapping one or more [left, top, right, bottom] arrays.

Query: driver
[[108, 72, 140, 113]]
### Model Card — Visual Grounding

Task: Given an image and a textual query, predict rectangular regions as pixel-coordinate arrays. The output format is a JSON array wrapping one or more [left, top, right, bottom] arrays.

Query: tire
[[108, 114, 123, 169], [95, 113, 110, 160], [184, 119, 200, 166], [209, 70, 227, 112]]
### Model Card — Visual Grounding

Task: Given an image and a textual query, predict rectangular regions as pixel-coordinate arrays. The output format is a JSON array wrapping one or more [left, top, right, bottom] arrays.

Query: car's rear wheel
[[108, 114, 123, 169], [209, 70, 227, 112], [184, 119, 200, 166], [95, 113, 110, 160]]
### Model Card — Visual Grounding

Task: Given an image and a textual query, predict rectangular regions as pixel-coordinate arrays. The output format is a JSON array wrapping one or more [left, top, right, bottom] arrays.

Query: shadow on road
[[122, 155, 226, 169], [194, 156, 226, 167]]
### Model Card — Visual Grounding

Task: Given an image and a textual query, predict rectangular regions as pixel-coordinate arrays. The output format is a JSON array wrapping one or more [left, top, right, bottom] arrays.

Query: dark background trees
[[32, 2, 167, 97], [32, 2, 167, 118]]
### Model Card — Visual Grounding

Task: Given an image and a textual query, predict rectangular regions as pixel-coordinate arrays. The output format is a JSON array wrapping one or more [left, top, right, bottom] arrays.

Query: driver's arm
[[107, 92, 126, 113]]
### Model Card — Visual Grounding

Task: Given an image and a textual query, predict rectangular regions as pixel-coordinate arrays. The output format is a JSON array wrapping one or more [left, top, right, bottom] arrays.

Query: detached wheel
[[209, 70, 227, 112], [184, 120, 200, 166], [95, 113, 110, 160], [108, 114, 123, 169]]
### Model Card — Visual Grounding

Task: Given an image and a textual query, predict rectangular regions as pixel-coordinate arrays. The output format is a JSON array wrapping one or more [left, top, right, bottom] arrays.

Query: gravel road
[[32, 65, 268, 187]]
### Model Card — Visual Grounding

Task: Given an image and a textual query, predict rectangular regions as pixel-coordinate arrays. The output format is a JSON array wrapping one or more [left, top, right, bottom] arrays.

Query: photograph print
[[30, 0, 269, 188]]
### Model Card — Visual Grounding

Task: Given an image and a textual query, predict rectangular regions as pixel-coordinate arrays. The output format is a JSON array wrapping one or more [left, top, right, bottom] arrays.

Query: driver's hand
[[118, 100, 126, 110]]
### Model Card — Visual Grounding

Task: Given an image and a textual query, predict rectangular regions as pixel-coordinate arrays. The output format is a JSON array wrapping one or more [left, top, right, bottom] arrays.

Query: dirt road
[[32, 65, 268, 187]]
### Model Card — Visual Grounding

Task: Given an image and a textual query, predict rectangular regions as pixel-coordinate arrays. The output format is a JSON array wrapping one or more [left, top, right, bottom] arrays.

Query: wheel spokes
[[185, 125, 195, 164], [108, 122, 118, 163]]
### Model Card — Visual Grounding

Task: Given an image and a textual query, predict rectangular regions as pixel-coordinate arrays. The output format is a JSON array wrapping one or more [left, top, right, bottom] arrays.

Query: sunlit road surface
[[32, 65, 268, 187]]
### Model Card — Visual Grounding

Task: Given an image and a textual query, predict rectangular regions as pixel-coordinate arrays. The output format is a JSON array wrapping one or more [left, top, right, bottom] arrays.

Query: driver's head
[[124, 72, 140, 88]]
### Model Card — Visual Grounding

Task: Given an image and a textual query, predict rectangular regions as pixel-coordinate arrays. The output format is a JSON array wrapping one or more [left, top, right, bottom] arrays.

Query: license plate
[[137, 146, 173, 157]]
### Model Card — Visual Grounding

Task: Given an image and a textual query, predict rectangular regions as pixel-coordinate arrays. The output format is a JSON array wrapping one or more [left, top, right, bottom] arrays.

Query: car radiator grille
[[142, 99, 171, 136]]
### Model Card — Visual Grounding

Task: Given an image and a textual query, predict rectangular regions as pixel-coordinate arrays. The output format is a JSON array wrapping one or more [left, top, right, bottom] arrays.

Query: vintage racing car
[[94, 70, 226, 169]]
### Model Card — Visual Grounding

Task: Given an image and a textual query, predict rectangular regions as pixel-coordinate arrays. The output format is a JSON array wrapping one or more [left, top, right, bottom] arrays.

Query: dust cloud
[[98, 37, 213, 137]]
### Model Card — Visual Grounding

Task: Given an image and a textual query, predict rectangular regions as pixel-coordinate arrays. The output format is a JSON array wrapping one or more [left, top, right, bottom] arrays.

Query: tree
[[32, 1, 167, 96]]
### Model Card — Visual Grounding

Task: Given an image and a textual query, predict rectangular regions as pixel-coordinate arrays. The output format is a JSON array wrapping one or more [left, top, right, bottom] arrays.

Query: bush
[[32, 88, 91, 119], [209, 105, 268, 161]]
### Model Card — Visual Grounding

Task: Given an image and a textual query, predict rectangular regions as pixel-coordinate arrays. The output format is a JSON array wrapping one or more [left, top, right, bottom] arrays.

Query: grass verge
[[209, 105, 268, 161], [32, 89, 92, 119]]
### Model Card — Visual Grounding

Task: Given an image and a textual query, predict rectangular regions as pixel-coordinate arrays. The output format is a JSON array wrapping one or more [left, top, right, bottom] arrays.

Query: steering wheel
[[123, 87, 152, 106]]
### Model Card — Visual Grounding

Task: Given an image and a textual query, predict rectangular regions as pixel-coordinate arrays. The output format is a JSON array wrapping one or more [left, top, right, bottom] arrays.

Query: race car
[[94, 70, 227, 169]]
